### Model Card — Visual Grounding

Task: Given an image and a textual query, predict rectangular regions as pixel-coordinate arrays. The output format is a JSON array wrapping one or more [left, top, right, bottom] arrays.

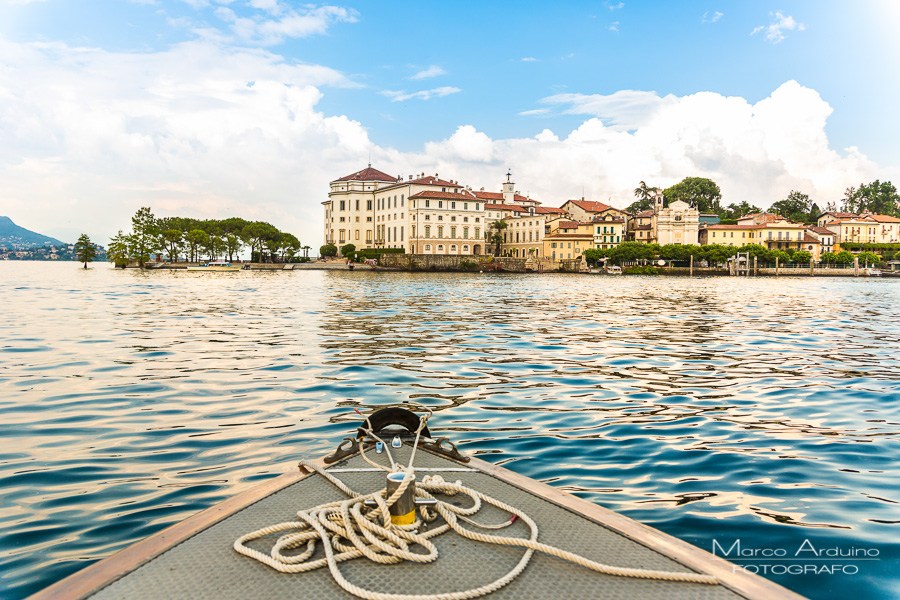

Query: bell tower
[[502, 170, 515, 204]]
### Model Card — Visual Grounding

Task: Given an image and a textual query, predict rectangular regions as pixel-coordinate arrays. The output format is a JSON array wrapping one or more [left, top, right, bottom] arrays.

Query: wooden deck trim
[[27, 458, 328, 600], [466, 454, 808, 600], [29, 446, 808, 600]]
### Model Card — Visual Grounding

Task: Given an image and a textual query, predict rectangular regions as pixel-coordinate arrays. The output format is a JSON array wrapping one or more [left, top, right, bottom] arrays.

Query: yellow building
[[542, 221, 593, 260], [501, 206, 568, 258], [699, 224, 760, 246]]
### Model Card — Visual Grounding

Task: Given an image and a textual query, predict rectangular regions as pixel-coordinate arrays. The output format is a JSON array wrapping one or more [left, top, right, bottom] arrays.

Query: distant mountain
[[0, 216, 67, 249]]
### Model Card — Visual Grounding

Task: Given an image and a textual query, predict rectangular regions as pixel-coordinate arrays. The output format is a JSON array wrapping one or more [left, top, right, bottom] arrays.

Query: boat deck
[[32, 445, 806, 600]]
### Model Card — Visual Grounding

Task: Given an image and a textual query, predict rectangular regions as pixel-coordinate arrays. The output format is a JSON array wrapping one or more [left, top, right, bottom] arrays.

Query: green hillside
[[0, 216, 66, 249]]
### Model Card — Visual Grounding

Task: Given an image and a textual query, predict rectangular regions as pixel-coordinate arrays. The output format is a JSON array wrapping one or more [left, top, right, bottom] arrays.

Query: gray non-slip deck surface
[[88, 448, 747, 600]]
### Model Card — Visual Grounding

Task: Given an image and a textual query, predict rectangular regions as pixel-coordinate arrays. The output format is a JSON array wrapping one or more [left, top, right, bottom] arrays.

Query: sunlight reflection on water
[[1, 263, 899, 599]]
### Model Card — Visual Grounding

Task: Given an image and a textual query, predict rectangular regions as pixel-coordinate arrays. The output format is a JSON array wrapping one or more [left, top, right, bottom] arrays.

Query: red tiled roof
[[409, 191, 475, 200], [565, 199, 613, 213], [557, 220, 580, 229], [632, 225, 651, 230], [335, 166, 398, 183], [535, 206, 567, 214], [635, 209, 655, 218], [591, 216, 624, 223], [803, 234, 821, 244], [868, 214, 900, 223], [407, 175, 459, 187], [546, 233, 593, 239], [704, 224, 760, 230], [485, 203, 527, 212], [809, 226, 833, 235], [473, 191, 540, 204], [819, 212, 858, 219]]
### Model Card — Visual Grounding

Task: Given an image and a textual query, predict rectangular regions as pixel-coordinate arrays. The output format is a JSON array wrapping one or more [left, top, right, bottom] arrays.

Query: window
[[438, 201, 443, 208], [425, 244, 431, 251], [438, 226, 444, 238], [339, 230, 346, 242], [451, 216, 456, 222], [552, 242, 557, 249], [367, 216, 372, 222], [452, 202, 456, 209], [464, 203, 468, 210], [366, 230, 372, 242], [425, 200, 430, 208], [425, 215, 431, 220], [425, 226, 431, 238], [438, 215, 443, 221], [400, 227, 404, 242], [340, 201, 346, 211], [463, 217, 469, 222], [475, 218, 480, 223], [463, 227, 469, 239], [475, 227, 480, 239], [401, 195, 404, 205], [367, 200, 372, 210], [475, 204, 480, 210], [339, 217, 345, 222], [355, 230, 359, 240]]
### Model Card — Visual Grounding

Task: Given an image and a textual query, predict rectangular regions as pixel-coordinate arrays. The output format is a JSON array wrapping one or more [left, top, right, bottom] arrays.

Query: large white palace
[[322, 166, 547, 256]]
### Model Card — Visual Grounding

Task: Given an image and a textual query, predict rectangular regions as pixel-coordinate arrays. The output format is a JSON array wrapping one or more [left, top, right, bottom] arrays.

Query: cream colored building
[[559, 199, 628, 223], [824, 214, 900, 246], [409, 190, 485, 255], [654, 198, 699, 245], [501, 206, 568, 258], [543, 221, 593, 260], [698, 224, 760, 246]]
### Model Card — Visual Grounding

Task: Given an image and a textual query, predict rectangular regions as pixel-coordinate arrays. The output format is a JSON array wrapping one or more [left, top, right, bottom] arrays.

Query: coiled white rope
[[234, 409, 718, 599]]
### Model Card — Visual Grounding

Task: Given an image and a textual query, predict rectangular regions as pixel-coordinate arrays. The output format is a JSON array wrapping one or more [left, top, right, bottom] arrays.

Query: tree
[[724, 201, 762, 220], [302, 245, 311, 258], [820, 251, 836, 264], [857, 251, 881, 267], [662, 177, 722, 215], [162, 229, 183, 262], [320, 243, 337, 258], [770, 250, 790, 264], [834, 250, 854, 265], [770, 190, 813, 223], [340, 243, 356, 257], [185, 229, 208, 262], [793, 251, 812, 264], [129, 207, 160, 267], [627, 181, 661, 214], [489, 219, 508, 256], [107, 230, 129, 266], [842, 180, 900, 216], [224, 234, 243, 261], [74, 233, 97, 268]]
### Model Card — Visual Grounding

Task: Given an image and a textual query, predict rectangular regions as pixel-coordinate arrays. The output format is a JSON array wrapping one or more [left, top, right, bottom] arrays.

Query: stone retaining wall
[[379, 254, 528, 272]]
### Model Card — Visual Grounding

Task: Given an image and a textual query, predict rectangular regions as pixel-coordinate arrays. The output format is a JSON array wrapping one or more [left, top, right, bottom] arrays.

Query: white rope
[[234, 410, 718, 600]]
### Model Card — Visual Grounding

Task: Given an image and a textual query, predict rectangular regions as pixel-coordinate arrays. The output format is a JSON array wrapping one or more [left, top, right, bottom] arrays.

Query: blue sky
[[1, 0, 898, 244]]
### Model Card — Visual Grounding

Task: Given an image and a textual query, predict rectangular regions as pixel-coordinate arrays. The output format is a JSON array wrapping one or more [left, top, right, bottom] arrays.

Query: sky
[[1, 0, 899, 246]]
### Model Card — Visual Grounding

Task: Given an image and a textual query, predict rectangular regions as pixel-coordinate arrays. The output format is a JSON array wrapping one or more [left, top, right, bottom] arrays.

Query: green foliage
[[489, 219, 508, 256], [658, 244, 699, 262], [723, 201, 762, 220], [770, 190, 814, 224], [582, 248, 603, 265], [320, 243, 338, 257], [770, 250, 790, 263], [857, 251, 881, 267], [459, 260, 479, 271], [838, 242, 900, 254], [834, 250, 854, 265], [74, 233, 97, 267], [128, 207, 160, 267], [340, 243, 356, 256], [662, 177, 722, 214], [185, 229, 208, 262], [793, 250, 812, 264], [624, 266, 659, 275], [107, 230, 129, 266], [162, 229, 183, 262], [626, 181, 661, 213], [603, 241, 658, 264], [842, 180, 900, 216], [699, 244, 737, 265]]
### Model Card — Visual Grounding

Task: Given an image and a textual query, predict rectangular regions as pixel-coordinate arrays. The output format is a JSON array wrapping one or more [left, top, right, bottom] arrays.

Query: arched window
[[463, 245, 469, 252], [425, 244, 432, 252]]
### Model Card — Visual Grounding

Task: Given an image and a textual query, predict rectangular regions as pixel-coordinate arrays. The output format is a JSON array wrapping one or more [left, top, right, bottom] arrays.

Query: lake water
[[1, 262, 899, 600]]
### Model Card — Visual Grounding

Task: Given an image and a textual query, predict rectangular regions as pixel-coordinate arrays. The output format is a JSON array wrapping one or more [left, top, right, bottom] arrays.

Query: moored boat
[[29, 405, 807, 600], [186, 261, 243, 272]]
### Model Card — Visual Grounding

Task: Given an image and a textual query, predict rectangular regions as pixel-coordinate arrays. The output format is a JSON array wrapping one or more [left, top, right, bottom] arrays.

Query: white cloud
[[518, 108, 550, 116], [702, 11, 723, 24], [604, 1, 624, 10], [752, 11, 805, 43], [410, 65, 446, 80], [0, 38, 367, 245], [0, 34, 889, 248], [380, 86, 461, 102], [410, 81, 880, 216], [608, 21, 620, 32], [521, 57, 538, 62], [214, 4, 359, 45]]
